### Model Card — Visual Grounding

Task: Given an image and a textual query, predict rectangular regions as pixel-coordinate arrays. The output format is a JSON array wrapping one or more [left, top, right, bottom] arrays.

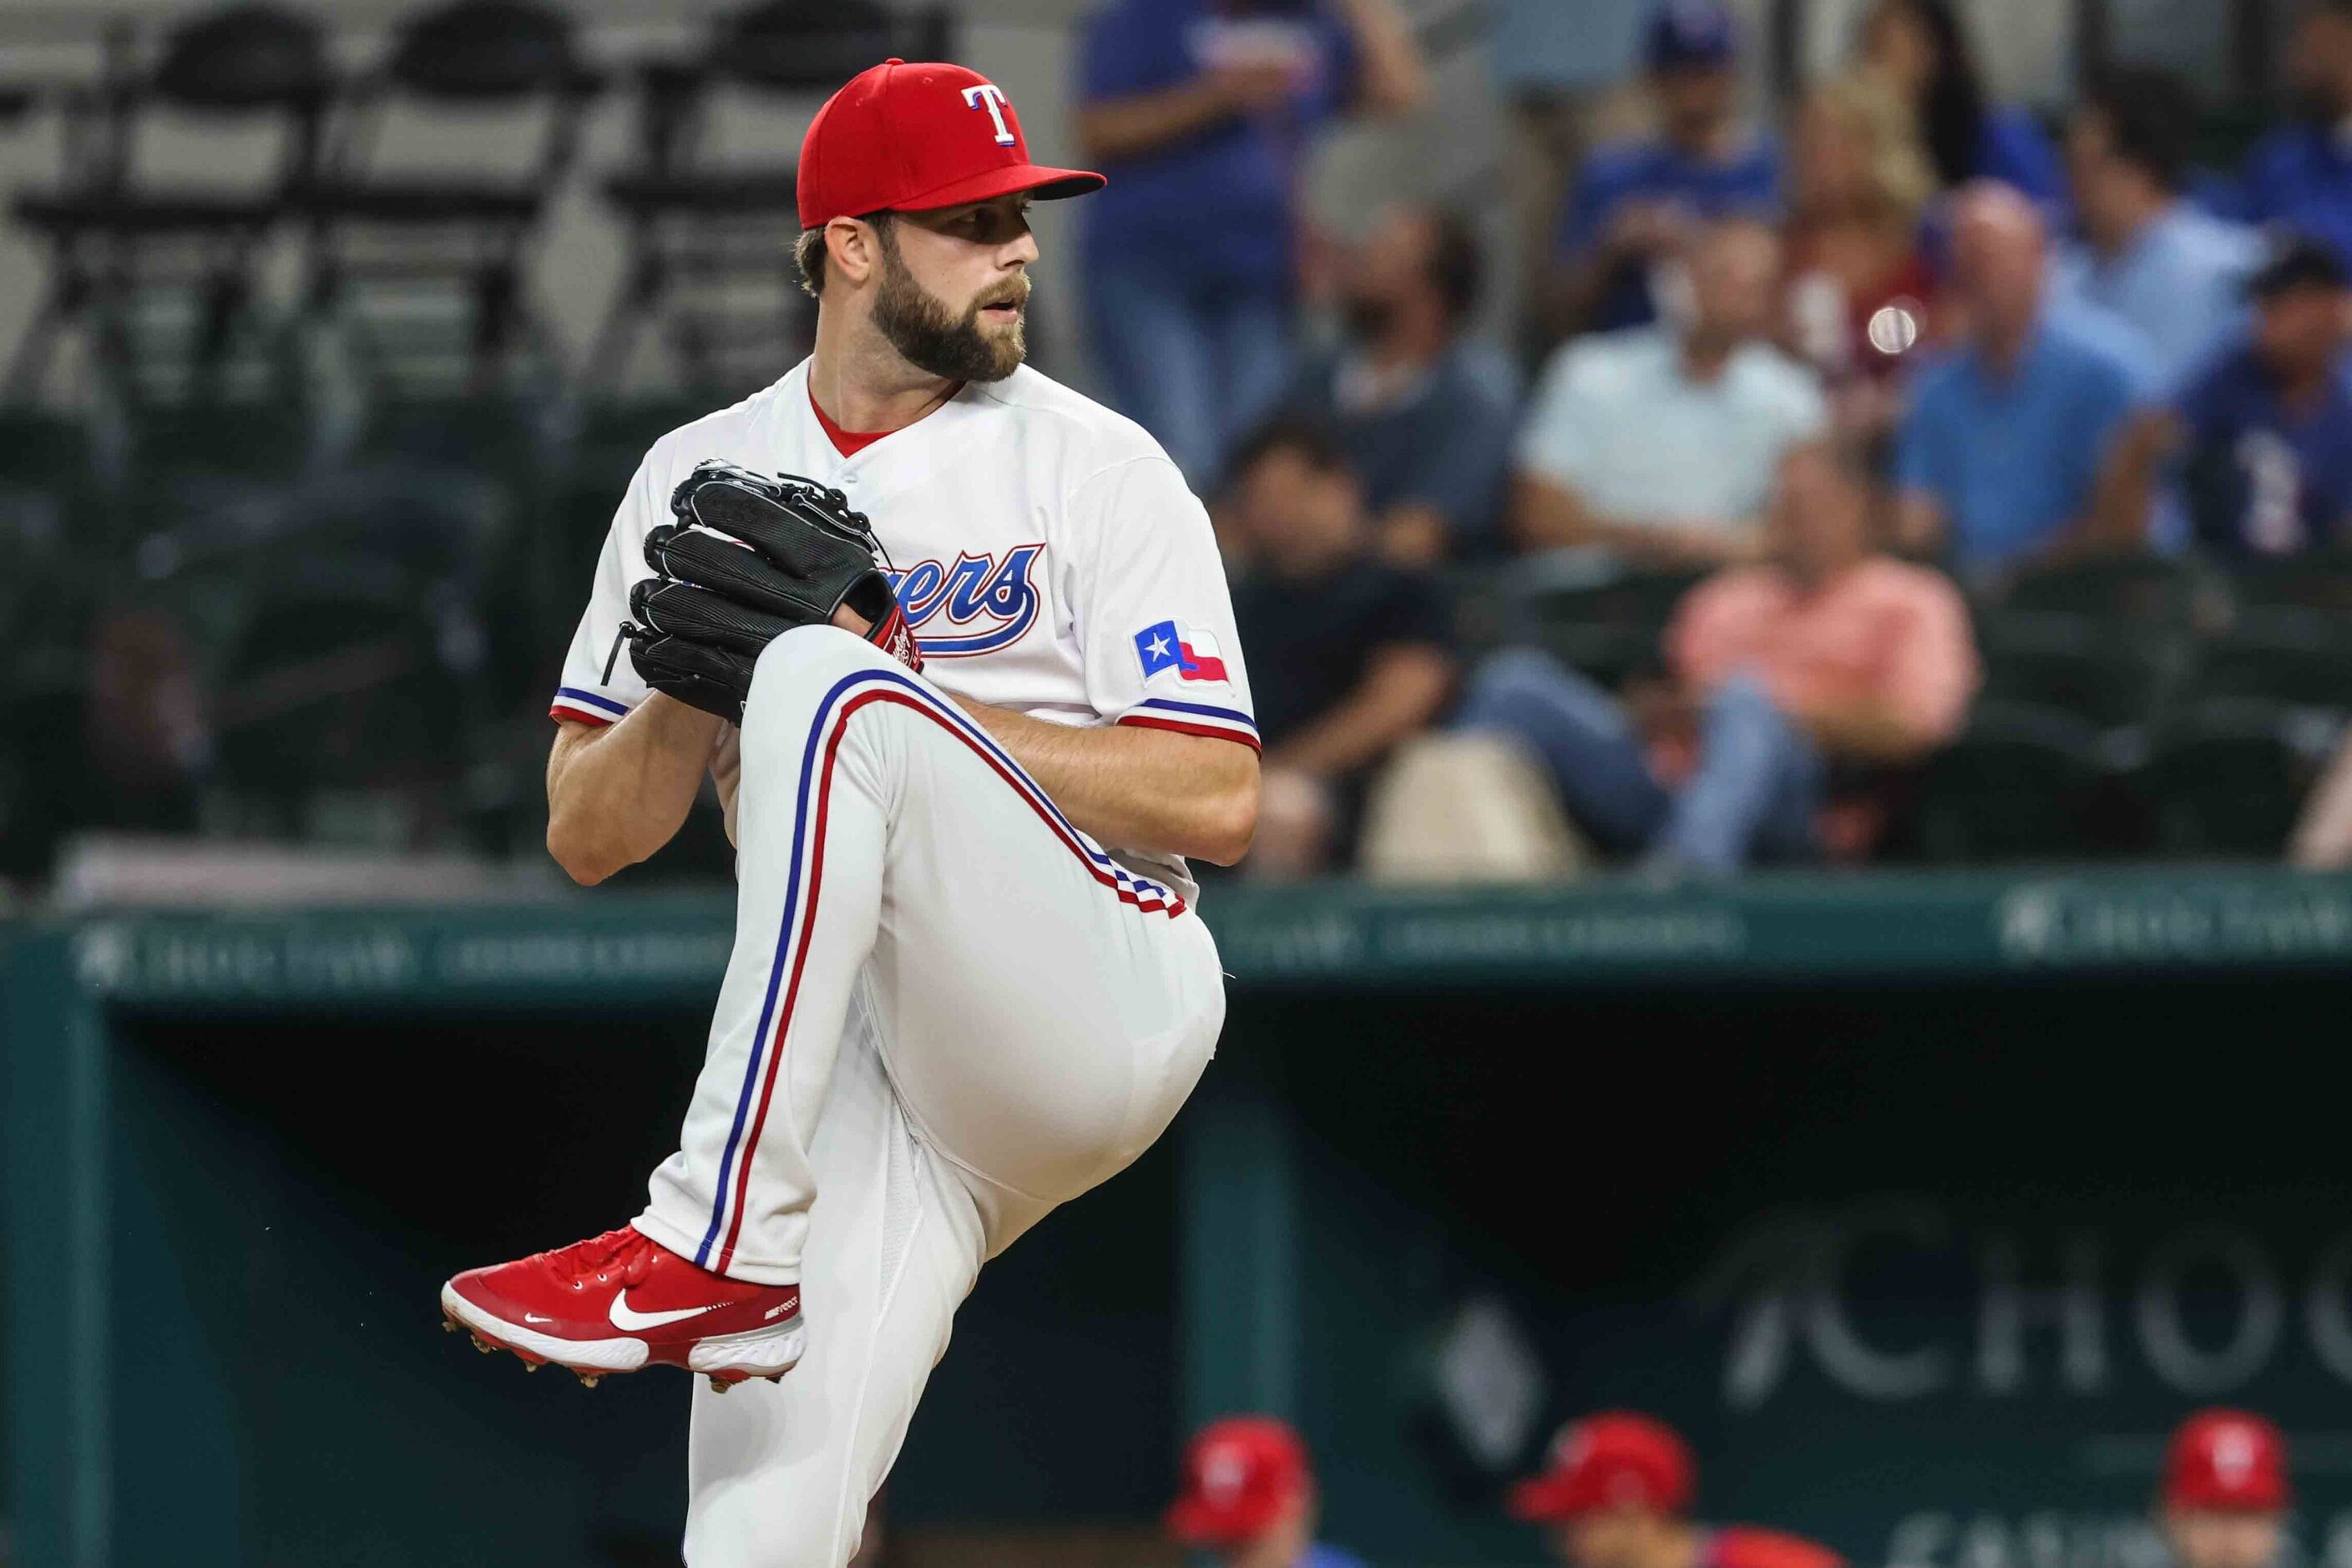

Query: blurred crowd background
[[15, 0, 2352, 903], [11, 5, 2352, 1568]]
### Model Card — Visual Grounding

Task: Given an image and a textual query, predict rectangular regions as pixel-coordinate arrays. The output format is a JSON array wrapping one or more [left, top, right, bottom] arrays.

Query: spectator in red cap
[[1167, 1416, 1368, 1568], [2160, 1410, 2291, 1568], [1511, 1412, 1843, 1568]]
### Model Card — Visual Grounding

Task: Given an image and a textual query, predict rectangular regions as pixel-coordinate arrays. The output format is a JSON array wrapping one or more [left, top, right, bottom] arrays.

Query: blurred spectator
[[1894, 183, 2161, 572], [2293, 731, 2352, 868], [1783, 74, 1941, 431], [2158, 1411, 2290, 1568], [1224, 417, 1454, 878], [2171, 239, 2352, 556], [82, 605, 211, 836], [1856, 0, 2064, 204], [1510, 1412, 1844, 1568], [1166, 1415, 1368, 1568], [1542, 2, 1782, 339], [1075, 0, 1429, 486], [1515, 219, 1828, 568], [2235, 0, 2352, 270], [1464, 441, 1978, 873], [1495, 1, 1654, 355], [2058, 67, 2262, 391], [1278, 205, 1519, 566]]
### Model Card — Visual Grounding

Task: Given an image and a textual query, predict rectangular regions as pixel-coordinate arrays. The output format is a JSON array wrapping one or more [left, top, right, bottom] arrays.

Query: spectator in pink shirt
[[1459, 439, 1978, 872]]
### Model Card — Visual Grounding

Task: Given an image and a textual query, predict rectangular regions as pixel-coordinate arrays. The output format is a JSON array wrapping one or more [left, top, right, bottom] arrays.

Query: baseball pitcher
[[438, 59, 1258, 1567]]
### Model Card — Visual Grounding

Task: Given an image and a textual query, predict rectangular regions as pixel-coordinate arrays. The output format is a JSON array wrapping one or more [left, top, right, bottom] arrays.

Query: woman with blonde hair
[[1784, 73, 1942, 432]]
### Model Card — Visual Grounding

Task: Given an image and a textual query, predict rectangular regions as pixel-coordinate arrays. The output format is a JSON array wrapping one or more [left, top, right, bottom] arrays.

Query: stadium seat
[[7, 3, 330, 404], [2222, 551, 2352, 619], [2183, 609, 2352, 714], [1912, 702, 2109, 862], [2128, 700, 2335, 858], [1975, 613, 2183, 732], [296, 0, 601, 395], [213, 567, 478, 818], [587, 0, 951, 389], [1994, 551, 2203, 629], [1512, 566, 1702, 690]]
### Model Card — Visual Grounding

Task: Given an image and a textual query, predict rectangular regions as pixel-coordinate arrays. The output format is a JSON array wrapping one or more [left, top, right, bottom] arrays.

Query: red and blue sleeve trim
[[1117, 696, 1260, 751], [550, 685, 631, 726]]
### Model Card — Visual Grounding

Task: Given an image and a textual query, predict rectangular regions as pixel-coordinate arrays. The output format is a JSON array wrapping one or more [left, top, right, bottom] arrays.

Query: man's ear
[[827, 216, 882, 288]]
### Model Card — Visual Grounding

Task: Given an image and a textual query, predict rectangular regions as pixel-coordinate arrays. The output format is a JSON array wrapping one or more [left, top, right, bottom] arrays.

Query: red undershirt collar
[[807, 379, 962, 458]]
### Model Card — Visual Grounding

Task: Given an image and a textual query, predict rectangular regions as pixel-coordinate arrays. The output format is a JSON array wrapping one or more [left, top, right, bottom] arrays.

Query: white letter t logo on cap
[[962, 83, 1016, 146]]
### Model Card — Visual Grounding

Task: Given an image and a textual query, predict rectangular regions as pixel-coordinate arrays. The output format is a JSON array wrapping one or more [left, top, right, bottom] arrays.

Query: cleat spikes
[[709, 1377, 731, 1393], [577, 1373, 600, 1388], [443, 1318, 460, 1333], [472, 1335, 498, 1353], [765, 1374, 783, 1384], [521, 1360, 540, 1373]]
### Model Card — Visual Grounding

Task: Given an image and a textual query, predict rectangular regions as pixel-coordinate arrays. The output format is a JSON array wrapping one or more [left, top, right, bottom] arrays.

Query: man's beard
[[873, 238, 1029, 383]]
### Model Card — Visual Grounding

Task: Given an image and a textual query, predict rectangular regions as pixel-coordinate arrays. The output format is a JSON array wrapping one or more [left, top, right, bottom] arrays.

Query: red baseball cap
[[797, 58, 1104, 229], [1166, 1416, 1312, 1546], [2163, 1409, 2290, 1513], [1511, 1412, 1697, 1524]]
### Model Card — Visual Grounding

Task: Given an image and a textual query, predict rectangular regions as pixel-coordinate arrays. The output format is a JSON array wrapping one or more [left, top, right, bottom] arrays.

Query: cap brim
[[891, 163, 1105, 215], [1166, 1495, 1276, 1546], [2164, 1486, 2291, 1514], [1510, 1475, 1598, 1523]]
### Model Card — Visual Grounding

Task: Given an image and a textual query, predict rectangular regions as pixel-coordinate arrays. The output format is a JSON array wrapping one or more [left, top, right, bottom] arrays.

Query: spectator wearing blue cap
[[1856, 0, 2065, 205], [2233, 0, 2352, 272], [2056, 67, 2263, 394], [1074, 0, 1429, 488], [2169, 239, 2352, 557], [1540, 2, 1783, 341]]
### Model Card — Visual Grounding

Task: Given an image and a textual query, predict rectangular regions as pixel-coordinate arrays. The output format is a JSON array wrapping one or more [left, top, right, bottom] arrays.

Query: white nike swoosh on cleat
[[524, 1313, 554, 1324], [609, 1292, 728, 1333]]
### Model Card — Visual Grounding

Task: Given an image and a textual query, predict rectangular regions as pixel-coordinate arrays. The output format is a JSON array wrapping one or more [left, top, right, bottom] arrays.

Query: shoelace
[[538, 1227, 656, 1290]]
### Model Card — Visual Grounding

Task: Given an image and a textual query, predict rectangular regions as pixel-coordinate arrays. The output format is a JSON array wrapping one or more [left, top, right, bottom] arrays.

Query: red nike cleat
[[440, 1225, 803, 1391]]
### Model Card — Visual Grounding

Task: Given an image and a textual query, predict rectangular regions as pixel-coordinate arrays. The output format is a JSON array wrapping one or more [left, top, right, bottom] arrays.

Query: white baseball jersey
[[553, 360, 1259, 898]]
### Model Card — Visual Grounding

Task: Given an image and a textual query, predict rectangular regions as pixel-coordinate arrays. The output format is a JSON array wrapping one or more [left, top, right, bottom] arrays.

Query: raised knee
[[752, 623, 894, 685], [742, 625, 903, 720]]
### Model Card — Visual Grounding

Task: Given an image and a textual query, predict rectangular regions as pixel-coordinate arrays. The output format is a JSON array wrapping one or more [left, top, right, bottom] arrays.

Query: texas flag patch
[[1135, 619, 1229, 684]]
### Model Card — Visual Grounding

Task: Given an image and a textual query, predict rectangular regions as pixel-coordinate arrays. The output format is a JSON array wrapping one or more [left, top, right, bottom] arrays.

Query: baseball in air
[[1868, 301, 1923, 357]]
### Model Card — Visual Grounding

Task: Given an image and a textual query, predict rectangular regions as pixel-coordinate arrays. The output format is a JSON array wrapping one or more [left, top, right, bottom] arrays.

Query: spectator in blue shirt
[[2172, 238, 2352, 556], [2234, 0, 2352, 269], [1545, 2, 1783, 337], [1895, 184, 2162, 573], [2059, 67, 2263, 392], [1166, 1415, 1373, 1568], [1858, 0, 2065, 205], [1277, 205, 1520, 564], [1074, 0, 1427, 487]]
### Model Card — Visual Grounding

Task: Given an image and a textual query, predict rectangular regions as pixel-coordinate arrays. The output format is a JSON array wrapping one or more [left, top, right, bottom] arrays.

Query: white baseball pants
[[629, 626, 1228, 1568]]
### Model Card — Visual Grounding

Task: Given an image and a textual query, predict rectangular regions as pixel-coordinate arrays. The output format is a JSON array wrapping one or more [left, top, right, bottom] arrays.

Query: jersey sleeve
[[1074, 455, 1260, 751], [549, 453, 665, 726]]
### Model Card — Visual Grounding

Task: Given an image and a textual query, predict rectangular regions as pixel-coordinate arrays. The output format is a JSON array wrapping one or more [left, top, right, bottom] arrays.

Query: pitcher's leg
[[637, 627, 903, 1282], [854, 695, 1225, 1235], [684, 1014, 987, 1568]]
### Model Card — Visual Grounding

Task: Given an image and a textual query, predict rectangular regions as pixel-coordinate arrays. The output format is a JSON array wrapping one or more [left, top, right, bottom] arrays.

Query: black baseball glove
[[622, 460, 921, 721]]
